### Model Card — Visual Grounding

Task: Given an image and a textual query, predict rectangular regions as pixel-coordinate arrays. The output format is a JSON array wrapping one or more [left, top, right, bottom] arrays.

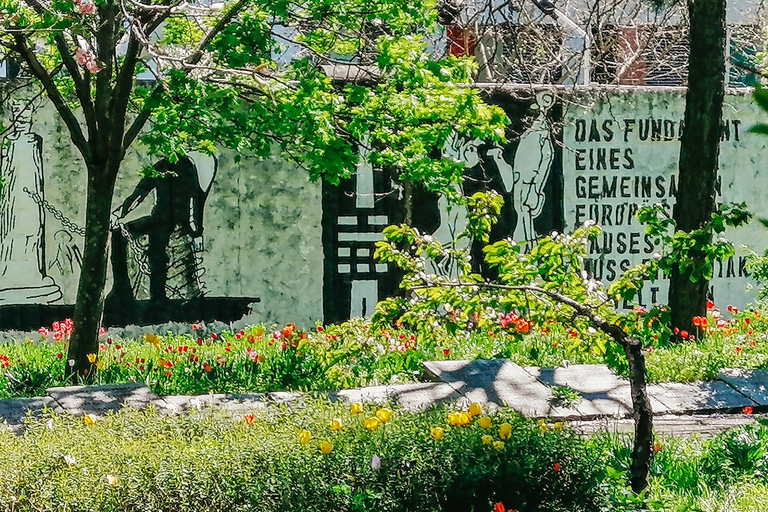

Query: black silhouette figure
[[109, 156, 214, 304], [532, 0, 557, 17]]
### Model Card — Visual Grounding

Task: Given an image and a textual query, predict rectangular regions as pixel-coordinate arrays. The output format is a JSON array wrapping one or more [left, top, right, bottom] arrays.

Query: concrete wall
[[0, 89, 323, 329], [2, 85, 768, 330], [563, 88, 767, 308]]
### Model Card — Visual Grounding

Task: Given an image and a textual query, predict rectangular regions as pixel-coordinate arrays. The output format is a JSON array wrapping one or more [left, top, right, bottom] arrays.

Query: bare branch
[[10, 35, 91, 160], [186, 0, 249, 66], [52, 33, 97, 141], [411, 280, 639, 347]]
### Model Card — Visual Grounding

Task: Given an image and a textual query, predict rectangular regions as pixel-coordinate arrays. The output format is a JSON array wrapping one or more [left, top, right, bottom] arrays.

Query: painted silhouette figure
[[488, 91, 555, 245], [0, 102, 62, 304], [110, 155, 216, 303], [427, 134, 481, 277]]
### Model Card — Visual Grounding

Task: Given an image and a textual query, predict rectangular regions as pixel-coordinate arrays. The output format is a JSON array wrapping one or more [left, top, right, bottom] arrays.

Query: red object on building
[[447, 24, 476, 57], [619, 27, 648, 84]]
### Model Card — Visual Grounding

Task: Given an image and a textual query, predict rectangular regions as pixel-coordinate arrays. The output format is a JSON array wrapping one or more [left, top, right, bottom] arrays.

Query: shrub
[[0, 401, 612, 512]]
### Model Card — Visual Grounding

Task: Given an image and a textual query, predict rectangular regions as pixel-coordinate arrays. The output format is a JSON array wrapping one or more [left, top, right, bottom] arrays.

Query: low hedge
[[0, 400, 611, 512]]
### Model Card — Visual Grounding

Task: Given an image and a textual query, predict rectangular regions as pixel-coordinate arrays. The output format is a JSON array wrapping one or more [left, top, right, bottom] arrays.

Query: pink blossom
[[75, 49, 89, 66], [85, 59, 99, 73], [79, 2, 95, 14]]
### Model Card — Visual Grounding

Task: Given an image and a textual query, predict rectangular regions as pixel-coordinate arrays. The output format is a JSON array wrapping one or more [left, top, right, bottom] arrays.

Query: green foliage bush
[[0, 402, 611, 512]]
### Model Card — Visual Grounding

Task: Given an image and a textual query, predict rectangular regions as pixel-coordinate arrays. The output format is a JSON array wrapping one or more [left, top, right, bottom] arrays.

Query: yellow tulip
[[298, 430, 312, 444], [86, 353, 97, 364], [554, 422, 564, 431], [430, 427, 445, 441], [350, 402, 364, 414], [498, 422, 512, 440], [96, 361, 104, 371], [364, 417, 381, 430], [144, 333, 161, 350], [478, 416, 493, 429], [376, 408, 393, 423], [481, 434, 493, 445], [538, 419, 550, 433], [83, 414, 97, 426], [448, 411, 470, 426], [329, 418, 343, 431], [493, 440, 505, 451], [468, 403, 482, 417], [320, 441, 333, 455]]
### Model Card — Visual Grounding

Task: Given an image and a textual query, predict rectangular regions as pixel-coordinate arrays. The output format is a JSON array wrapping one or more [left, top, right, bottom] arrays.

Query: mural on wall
[[426, 133, 477, 277], [104, 152, 260, 327], [322, 141, 401, 324], [487, 90, 557, 246], [321, 91, 565, 321], [0, 101, 64, 305], [0, 95, 260, 329], [6, 87, 768, 329], [109, 155, 216, 304], [563, 90, 767, 308]]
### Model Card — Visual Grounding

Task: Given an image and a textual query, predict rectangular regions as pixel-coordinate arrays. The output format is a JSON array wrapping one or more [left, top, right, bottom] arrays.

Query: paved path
[[0, 361, 765, 437]]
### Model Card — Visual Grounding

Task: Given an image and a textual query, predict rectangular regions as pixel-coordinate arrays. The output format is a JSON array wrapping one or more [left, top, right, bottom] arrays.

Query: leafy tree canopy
[[0, 0, 507, 190]]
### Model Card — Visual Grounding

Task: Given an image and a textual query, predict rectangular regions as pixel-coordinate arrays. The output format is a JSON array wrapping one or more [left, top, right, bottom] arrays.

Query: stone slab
[[718, 368, 768, 407], [159, 395, 196, 414], [423, 360, 575, 419], [223, 393, 267, 413], [268, 392, 303, 405], [0, 396, 57, 425], [334, 382, 463, 411], [571, 414, 757, 438], [647, 381, 757, 415], [47, 383, 165, 417], [525, 365, 667, 419]]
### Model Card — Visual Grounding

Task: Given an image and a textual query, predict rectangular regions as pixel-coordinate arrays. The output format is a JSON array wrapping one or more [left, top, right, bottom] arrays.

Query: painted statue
[[488, 90, 555, 245], [0, 102, 62, 304]]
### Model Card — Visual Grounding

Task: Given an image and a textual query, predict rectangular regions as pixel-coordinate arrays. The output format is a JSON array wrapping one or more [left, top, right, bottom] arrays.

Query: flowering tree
[[374, 191, 655, 493], [0, 0, 506, 379]]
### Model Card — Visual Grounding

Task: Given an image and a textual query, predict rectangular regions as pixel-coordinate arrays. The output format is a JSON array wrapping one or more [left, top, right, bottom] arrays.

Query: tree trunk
[[623, 336, 654, 494], [65, 166, 119, 382], [670, 0, 726, 335], [404, 180, 413, 226]]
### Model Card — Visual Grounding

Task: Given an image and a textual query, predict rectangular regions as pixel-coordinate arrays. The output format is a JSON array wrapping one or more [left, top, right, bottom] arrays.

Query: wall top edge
[[473, 83, 756, 96]]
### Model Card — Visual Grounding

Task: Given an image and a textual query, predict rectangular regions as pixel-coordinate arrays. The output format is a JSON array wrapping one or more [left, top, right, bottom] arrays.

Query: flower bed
[[0, 300, 767, 398], [0, 401, 610, 512]]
